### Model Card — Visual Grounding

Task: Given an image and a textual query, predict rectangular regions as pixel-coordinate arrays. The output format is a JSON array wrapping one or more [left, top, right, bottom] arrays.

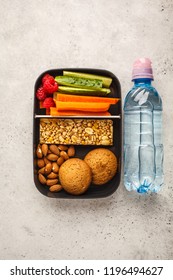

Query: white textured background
[[0, 0, 173, 259]]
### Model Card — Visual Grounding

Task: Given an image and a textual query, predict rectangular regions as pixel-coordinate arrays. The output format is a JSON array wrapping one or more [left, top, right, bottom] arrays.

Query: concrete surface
[[0, 0, 173, 260]]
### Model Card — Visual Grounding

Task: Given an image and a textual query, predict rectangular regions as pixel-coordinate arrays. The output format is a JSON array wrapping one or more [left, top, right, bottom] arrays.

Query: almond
[[38, 167, 45, 174], [38, 173, 46, 185], [36, 144, 43, 158], [42, 144, 48, 156], [47, 172, 58, 179], [57, 156, 64, 166], [67, 145, 75, 157], [60, 151, 69, 160], [49, 145, 60, 156], [46, 179, 58, 186], [44, 163, 52, 175], [58, 145, 68, 151], [44, 157, 51, 165], [37, 159, 45, 168], [47, 154, 59, 161], [52, 162, 59, 173], [49, 184, 63, 192]]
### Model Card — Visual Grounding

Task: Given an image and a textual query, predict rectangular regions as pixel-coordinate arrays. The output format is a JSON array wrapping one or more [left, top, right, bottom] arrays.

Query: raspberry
[[36, 86, 47, 101], [43, 79, 58, 94], [43, 97, 55, 108], [42, 74, 54, 84]]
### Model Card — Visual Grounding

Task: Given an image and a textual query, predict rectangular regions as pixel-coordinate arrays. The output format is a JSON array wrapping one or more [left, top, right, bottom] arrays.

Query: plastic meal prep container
[[33, 68, 122, 198]]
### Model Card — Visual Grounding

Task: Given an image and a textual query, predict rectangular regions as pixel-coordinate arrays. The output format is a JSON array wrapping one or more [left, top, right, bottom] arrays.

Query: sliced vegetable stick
[[55, 76, 102, 89], [58, 86, 111, 95], [63, 71, 112, 88], [55, 101, 110, 112], [46, 108, 50, 115], [50, 107, 111, 116], [39, 101, 44, 109], [55, 93, 119, 104]]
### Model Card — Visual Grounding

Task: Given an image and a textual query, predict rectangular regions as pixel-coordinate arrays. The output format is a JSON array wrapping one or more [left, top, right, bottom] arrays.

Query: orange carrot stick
[[55, 93, 119, 104], [39, 101, 44, 109], [50, 107, 111, 116], [55, 101, 110, 112]]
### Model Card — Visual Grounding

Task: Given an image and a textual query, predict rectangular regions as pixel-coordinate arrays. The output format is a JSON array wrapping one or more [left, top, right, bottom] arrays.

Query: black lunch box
[[33, 68, 122, 198]]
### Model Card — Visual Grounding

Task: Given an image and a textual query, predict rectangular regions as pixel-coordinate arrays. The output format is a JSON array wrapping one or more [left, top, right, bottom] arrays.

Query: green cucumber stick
[[63, 71, 112, 88], [58, 86, 110, 96], [55, 76, 103, 90]]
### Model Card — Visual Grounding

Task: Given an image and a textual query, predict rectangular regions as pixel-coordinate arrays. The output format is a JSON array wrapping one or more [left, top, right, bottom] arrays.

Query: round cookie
[[84, 148, 117, 185], [59, 158, 92, 195]]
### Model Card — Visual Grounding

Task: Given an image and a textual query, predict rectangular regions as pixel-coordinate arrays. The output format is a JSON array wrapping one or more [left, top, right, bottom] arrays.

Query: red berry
[[43, 79, 58, 94], [42, 74, 54, 84], [36, 86, 47, 101], [43, 97, 55, 108]]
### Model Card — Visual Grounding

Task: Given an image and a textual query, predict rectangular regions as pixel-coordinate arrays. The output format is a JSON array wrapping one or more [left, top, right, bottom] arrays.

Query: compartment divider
[[35, 114, 121, 119]]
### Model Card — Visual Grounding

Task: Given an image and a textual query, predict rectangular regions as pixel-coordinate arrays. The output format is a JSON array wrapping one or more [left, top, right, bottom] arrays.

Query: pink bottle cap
[[132, 58, 154, 81]]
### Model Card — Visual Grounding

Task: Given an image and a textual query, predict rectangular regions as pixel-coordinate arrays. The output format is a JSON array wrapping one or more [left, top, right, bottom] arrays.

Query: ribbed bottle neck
[[133, 78, 152, 86]]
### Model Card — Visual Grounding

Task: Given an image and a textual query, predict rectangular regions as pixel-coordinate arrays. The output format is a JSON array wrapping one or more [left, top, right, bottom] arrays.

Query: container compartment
[[39, 118, 114, 146]]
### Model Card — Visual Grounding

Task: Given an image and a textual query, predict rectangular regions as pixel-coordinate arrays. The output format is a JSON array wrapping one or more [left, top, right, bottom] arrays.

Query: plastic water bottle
[[124, 58, 163, 193]]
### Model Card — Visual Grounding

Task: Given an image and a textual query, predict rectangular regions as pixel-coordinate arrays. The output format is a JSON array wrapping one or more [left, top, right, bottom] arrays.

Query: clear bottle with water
[[124, 58, 164, 193]]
